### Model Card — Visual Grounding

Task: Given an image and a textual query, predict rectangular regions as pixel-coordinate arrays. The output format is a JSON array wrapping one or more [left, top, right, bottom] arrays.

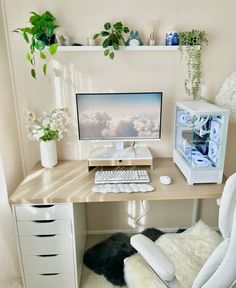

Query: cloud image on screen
[[77, 93, 162, 140]]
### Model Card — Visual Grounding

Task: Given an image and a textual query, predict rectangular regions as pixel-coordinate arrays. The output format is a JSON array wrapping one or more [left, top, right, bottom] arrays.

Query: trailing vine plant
[[94, 21, 129, 59], [179, 30, 208, 100], [14, 11, 58, 79]]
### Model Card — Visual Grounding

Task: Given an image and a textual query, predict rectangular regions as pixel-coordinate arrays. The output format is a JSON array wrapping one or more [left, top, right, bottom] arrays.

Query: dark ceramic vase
[[38, 34, 56, 46]]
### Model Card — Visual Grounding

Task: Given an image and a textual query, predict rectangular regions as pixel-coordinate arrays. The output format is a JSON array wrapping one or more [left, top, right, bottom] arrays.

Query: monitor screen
[[76, 92, 162, 140]]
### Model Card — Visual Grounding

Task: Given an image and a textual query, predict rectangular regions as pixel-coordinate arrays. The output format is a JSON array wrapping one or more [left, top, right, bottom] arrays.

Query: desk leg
[[192, 199, 199, 226]]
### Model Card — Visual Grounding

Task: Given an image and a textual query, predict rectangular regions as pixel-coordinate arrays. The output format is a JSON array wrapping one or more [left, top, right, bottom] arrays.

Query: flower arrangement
[[24, 108, 68, 142]]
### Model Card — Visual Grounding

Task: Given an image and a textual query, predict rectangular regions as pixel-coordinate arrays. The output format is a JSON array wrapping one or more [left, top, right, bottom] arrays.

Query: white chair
[[124, 173, 236, 288]]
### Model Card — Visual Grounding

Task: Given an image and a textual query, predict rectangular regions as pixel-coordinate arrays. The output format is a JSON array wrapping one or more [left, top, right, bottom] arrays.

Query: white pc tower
[[173, 101, 229, 185]]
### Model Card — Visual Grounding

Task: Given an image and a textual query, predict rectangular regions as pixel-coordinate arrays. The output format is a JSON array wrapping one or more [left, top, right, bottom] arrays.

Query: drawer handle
[[40, 273, 59, 276], [32, 205, 55, 208], [33, 220, 56, 223], [37, 254, 58, 257], [36, 234, 56, 237]]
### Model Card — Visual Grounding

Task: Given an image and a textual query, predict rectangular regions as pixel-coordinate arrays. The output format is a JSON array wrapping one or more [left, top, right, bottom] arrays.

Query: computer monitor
[[76, 92, 162, 146]]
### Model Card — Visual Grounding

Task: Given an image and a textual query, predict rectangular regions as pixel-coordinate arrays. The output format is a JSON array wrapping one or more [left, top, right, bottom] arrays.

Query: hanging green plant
[[179, 30, 208, 100], [14, 11, 58, 79], [94, 21, 129, 59]]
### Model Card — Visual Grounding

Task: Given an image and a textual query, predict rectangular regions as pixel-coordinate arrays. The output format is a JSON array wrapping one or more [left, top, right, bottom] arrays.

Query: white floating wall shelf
[[57, 45, 200, 52]]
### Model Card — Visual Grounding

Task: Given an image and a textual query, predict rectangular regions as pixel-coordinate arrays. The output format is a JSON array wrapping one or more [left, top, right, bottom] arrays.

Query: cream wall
[[0, 2, 23, 195], [2, 0, 236, 231]]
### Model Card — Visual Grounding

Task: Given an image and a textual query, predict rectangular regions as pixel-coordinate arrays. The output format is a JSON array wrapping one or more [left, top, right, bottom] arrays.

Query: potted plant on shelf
[[24, 108, 68, 168], [179, 29, 208, 100], [94, 21, 129, 59], [14, 11, 58, 79]]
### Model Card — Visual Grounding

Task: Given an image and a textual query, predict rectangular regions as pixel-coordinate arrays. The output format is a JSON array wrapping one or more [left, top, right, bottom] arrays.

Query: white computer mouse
[[160, 176, 172, 185]]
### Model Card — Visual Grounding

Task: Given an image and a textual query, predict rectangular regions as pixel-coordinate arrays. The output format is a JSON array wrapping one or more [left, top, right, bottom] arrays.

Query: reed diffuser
[[147, 19, 159, 46]]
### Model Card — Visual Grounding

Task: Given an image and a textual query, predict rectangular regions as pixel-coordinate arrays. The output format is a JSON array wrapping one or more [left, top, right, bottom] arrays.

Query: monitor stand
[[88, 142, 153, 170]]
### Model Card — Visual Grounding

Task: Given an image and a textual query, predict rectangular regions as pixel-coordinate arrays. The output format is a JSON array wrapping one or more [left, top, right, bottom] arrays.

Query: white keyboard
[[94, 169, 150, 184]]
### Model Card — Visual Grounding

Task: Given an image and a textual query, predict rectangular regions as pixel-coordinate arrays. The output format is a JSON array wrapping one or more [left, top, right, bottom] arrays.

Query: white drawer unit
[[17, 219, 72, 235], [22, 254, 74, 274], [25, 273, 75, 288], [13, 203, 86, 288], [15, 204, 72, 221], [19, 234, 73, 255]]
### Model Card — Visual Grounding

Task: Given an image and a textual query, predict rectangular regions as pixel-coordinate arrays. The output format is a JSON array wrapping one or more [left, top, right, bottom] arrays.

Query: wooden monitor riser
[[88, 146, 153, 170]]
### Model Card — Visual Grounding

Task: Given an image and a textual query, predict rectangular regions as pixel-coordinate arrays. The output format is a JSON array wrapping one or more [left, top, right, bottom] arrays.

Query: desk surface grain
[[9, 159, 225, 204]]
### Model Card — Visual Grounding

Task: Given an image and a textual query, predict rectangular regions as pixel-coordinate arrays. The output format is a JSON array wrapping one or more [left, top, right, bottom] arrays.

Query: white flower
[[24, 107, 69, 142]]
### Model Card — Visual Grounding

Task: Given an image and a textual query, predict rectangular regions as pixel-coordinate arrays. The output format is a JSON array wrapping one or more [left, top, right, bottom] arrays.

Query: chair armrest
[[130, 234, 175, 282]]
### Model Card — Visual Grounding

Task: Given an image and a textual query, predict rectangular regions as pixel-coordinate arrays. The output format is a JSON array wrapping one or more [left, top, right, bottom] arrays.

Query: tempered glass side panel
[[175, 106, 224, 169], [175, 107, 194, 165]]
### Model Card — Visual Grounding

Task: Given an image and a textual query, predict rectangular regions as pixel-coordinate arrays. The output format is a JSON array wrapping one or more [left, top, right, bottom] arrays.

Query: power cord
[[130, 141, 137, 156], [135, 200, 152, 229]]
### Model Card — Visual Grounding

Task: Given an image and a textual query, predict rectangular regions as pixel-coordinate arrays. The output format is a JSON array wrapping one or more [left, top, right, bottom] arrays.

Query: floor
[[80, 235, 127, 288]]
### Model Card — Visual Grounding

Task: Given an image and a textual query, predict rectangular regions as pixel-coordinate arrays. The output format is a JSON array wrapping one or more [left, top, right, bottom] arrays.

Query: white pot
[[39, 140, 57, 168]]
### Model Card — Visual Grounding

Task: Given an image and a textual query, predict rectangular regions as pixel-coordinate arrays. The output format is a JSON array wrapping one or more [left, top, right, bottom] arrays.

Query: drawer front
[[19, 234, 73, 255], [17, 220, 72, 236], [25, 273, 75, 288], [22, 254, 74, 274], [15, 204, 72, 221]]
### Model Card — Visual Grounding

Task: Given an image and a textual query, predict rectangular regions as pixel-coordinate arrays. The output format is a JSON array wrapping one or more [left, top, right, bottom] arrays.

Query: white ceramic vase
[[39, 140, 57, 168]]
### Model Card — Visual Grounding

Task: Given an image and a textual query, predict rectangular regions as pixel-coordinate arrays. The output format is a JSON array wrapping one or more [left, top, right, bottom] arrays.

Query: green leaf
[[23, 31, 29, 43], [43, 11, 55, 21], [114, 32, 121, 40], [40, 51, 46, 59], [104, 48, 110, 56], [46, 27, 54, 38], [104, 22, 111, 31], [112, 43, 119, 50], [29, 15, 40, 25], [101, 31, 110, 37], [32, 32, 41, 39], [113, 22, 123, 30], [43, 64, 47, 75], [26, 51, 31, 62], [48, 43, 58, 55], [35, 40, 45, 50], [124, 27, 129, 33], [31, 38, 36, 49], [30, 12, 40, 17], [93, 33, 100, 40], [12, 28, 20, 33], [102, 39, 110, 48], [109, 52, 115, 60], [47, 22, 54, 30], [24, 27, 32, 34], [111, 34, 119, 45], [31, 69, 36, 79]]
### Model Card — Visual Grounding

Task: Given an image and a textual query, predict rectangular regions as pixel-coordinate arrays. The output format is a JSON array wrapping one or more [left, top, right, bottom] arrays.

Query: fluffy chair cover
[[124, 221, 222, 288]]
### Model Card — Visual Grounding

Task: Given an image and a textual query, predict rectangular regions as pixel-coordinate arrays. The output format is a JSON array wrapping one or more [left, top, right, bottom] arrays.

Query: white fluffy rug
[[80, 265, 127, 288], [124, 221, 222, 288]]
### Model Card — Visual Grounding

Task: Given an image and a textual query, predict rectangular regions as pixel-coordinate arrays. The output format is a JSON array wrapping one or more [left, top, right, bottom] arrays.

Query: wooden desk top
[[9, 159, 225, 204]]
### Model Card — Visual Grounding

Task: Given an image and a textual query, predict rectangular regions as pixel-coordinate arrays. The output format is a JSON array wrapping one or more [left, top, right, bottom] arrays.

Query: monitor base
[[88, 146, 153, 170]]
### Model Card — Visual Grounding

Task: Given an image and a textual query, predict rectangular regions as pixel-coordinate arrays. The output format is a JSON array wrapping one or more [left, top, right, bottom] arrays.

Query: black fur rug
[[83, 228, 164, 286]]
